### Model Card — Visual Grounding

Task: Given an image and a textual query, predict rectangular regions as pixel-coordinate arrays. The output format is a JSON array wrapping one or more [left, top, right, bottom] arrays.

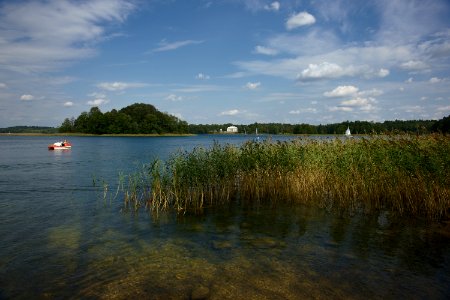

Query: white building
[[226, 125, 238, 133]]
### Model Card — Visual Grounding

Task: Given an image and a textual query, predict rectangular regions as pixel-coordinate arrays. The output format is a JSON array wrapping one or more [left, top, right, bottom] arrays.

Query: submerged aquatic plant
[[118, 135, 450, 219]]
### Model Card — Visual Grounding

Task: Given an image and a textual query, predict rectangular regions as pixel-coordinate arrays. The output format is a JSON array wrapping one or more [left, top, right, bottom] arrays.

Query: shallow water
[[0, 135, 449, 299]]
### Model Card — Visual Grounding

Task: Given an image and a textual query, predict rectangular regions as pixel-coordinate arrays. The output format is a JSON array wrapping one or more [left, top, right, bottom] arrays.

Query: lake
[[0, 135, 449, 299]]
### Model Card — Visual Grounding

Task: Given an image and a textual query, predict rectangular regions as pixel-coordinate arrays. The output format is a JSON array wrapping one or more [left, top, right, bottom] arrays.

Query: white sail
[[345, 127, 351, 136]]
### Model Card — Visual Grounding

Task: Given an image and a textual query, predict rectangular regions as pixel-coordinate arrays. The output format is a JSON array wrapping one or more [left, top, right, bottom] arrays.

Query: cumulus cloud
[[429, 77, 443, 83], [341, 97, 374, 107], [0, 83, 7, 88], [63, 101, 74, 107], [377, 68, 390, 77], [295, 61, 390, 81], [96, 81, 146, 91], [219, 109, 240, 116], [20, 94, 34, 101], [324, 84, 381, 113], [254, 45, 278, 56], [245, 82, 261, 90], [324, 85, 359, 97], [264, 2, 280, 11], [286, 12, 316, 30], [151, 40, 203, 52], [166, 94, 183, 101], [87, 90, 109, 106], [87, 98, 109, 106], [337, 97, 378, 112], [196, 73, 210, 80], [298, 62, 344, 80]]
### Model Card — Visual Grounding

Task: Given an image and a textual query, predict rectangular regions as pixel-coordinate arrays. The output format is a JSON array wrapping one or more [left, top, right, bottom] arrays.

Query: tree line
[[56, 103, 449, 135], [1, 103, 448, 135], [0, 126, 58, 134], [188, 118, 448, 135], [59, 103, 188, 134]]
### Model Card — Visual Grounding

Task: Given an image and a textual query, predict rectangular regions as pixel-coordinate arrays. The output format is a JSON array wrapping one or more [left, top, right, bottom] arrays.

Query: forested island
[[1, 103, 449, 135], [58, 103, 189, 134]]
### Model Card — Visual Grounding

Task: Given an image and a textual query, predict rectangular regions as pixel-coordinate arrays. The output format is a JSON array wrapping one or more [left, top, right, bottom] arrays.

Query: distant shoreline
[[0, 133, 196, 137], [0, 132, 366, 137]]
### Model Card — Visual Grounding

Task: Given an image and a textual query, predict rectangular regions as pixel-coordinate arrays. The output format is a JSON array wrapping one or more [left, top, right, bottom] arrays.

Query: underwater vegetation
[[116, 135, 449, 220]]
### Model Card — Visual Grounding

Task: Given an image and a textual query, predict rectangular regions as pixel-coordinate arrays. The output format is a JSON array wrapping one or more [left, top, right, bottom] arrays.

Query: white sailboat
[[345, 126, 352, 137], [255, 128, 260, 142]]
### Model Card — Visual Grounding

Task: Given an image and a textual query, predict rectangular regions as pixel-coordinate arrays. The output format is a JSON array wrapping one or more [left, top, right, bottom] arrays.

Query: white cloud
[[254, 45, 278, 56], [265, 30, 340, 56], [0, 83, 7, 88], [87, 90, 109, 106], [196, 73, 210, 80], [406, 77, 413, 83], [237, 43, 415, 80], [20, 94, 34, 101], [286, 12, 316, 30], [88, 92, 107, 99], [264, 2, 280, 11], [245, 82, 261, 90], [324, 85, 359, 97], [63, 101, 74, 107], [400, 60, 428, 70], [429, 77, 443, 83], [151, 40, 203, 52], [87, 98, 109, 106], [0, 0, 135, 74], [405, 105, 424, 113], [173, 85, 222, 93], [219, 109, 240, 116], [375, 0, 447, 46], [341, 97, 376, 107], [327, 91, 379, 113], [166, 94, 183, 101], [437, 105, 450, 112], [328, 106, 354, 112], [97, 81, 146, 91], [289, 108, 317, 114], [378, 68, 390, 77], [298, 62, 345, 80], [358, 88, 383, 97]]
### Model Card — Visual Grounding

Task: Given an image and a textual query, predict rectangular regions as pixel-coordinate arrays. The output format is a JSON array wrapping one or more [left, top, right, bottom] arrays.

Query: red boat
[[48, 140, 72, 150]]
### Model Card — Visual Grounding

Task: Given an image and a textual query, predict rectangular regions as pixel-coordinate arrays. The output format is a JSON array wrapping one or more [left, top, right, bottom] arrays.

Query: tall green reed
[[119, 135, 450, 219]]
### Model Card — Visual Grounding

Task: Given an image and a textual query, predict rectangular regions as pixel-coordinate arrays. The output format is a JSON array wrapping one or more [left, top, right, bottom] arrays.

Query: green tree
[[59, 117, 75, 133]]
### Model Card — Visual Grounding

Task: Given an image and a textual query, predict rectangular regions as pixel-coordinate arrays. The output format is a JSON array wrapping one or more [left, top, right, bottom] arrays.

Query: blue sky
[[0, 0, 449, 127]]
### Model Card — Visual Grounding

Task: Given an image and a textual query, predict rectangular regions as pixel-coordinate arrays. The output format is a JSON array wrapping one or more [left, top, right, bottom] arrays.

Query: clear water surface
[[0, 135, 449, 299]]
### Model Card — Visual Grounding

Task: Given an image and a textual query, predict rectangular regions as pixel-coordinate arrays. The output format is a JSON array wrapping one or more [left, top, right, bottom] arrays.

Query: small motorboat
[[48, 140, 72, 150]]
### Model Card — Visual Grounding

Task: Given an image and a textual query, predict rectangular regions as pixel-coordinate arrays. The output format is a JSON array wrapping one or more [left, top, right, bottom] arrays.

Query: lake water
[[0, 135, 449, 299]]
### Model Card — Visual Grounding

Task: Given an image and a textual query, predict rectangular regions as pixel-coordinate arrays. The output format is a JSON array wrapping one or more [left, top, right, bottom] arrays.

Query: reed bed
[[120, 135, 450, 219]]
